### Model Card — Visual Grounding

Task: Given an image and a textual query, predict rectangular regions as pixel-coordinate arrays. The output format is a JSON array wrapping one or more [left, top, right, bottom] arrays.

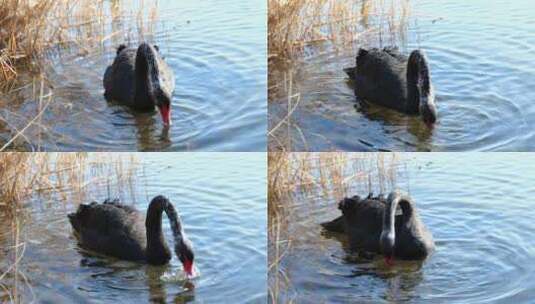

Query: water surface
[[0, 0, 266, 151], [271, 153, 535, 303], [269, 0, 535, 151], [0, 153, 267, 303]]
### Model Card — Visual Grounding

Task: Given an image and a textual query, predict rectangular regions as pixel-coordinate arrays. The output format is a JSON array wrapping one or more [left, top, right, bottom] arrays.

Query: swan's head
[[154, 89, 172, 126], [151, 45, 172, 126], [419, 93, 437, 128], [380, 230, 395, 265], [176, 238, 195, 277]]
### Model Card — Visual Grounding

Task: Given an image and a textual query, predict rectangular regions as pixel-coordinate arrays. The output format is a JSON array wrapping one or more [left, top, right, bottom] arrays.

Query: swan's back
[[68, 199, 147, 261], [337, 195, 388, 252], [346, 48, 416, 113]]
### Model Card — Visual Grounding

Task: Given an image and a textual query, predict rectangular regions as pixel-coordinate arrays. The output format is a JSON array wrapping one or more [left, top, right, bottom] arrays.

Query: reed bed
[[268, 152, 404, 302], [0, 0, 158, 86], [0, 153, 140, 303], [268, 0, 410, 65]]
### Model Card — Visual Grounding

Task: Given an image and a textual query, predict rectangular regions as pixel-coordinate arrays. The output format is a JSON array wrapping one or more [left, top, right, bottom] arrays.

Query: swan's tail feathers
[[408, 50, 431, 95], [320, 215, 345, 233], [344, 67, 356, 80]]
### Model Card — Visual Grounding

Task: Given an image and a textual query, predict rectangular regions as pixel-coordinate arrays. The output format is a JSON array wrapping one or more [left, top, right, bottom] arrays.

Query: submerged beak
[[158, 105, 172, 126], [183, 260, 194, 277]]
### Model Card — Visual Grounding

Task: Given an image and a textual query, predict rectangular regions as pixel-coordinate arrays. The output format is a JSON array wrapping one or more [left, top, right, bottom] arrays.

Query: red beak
[[159, 105, 171, 126], [183, 260, 193, 276]]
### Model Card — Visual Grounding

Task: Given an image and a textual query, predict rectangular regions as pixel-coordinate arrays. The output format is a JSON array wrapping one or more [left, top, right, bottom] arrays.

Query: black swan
[[68, 196, 194, 276], [321, 191, 434, 265], [104, 43, 175, 126], [344, 47, 437, 127]]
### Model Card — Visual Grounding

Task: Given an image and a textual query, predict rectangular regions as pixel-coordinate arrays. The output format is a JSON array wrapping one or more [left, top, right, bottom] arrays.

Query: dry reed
[[0, 0, 158, 85], [268, 0, 410, 65]]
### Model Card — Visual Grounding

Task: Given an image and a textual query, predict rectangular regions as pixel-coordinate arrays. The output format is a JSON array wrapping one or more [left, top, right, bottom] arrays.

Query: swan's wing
[[72, 203, 140, 234], [340, 198, 385, 251], [354, 74, 379, 99], [104, 49, 136, 103], [354, 48, 409, 109], [69, 203, 146, 259]]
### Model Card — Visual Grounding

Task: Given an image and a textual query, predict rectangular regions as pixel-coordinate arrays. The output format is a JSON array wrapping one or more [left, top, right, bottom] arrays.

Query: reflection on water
[[269, 0, 535, 151], [271, 153, 535, 303], [0, 153, 267, 303], [0, 0, 266, 151]]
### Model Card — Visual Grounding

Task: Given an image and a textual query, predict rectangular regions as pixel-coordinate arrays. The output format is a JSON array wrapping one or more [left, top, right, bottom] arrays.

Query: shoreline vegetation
[[0, 0, 158, 151], [268, 0, 410, 152], [268, 0, 410, 65], [268, 152, 402, 302], [0, 153, 139, 303]]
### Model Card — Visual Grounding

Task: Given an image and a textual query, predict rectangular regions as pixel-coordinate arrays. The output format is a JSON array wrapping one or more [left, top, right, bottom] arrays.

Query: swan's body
[[321, 191, 434, 264], [104, 43, 175, 125], [344, 47, 437, 127], [68, 196, 194, 275]]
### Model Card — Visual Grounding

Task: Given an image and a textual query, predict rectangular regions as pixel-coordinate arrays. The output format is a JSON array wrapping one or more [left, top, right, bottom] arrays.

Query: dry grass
[[0, 153, 139, 303], [268, 0, 410, 65], [0, 0, 158, 86], [268, 152, 403, 302]]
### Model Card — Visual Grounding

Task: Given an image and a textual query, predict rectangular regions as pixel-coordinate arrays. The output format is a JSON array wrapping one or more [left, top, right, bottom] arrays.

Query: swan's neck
[[163, 201, 185, 245], [381, 192, 415, 253], [385, 192, 414, 228], [382, 195, 398, 238], [145, 201, 171, 263], [134, 44, 161, 109], [406, 50, 431, 110]]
